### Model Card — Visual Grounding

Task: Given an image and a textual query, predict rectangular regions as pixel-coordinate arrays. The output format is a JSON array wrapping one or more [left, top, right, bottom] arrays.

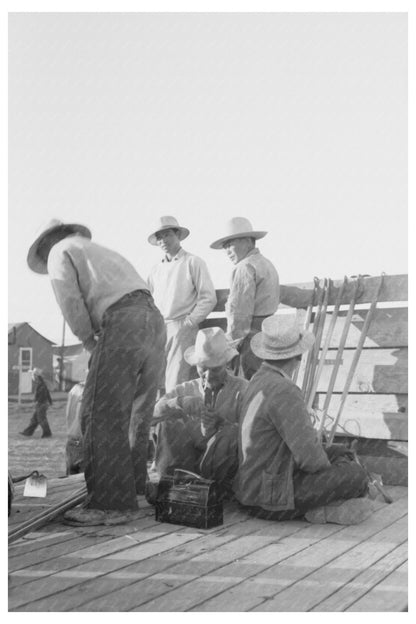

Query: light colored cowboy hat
[[210, 217, 268, 250], [148, 216, 190, 246], [184, 327, 239, 367], [251, 311, 315, 360], [27, 218, 92, 274]]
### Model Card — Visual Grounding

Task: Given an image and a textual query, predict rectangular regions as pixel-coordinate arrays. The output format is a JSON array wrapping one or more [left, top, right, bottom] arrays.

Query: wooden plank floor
[[8, 475, 408, 612]]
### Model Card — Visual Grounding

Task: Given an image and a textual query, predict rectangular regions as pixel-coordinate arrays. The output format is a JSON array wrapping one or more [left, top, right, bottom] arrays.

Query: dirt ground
[[8, 397, 69, 479]]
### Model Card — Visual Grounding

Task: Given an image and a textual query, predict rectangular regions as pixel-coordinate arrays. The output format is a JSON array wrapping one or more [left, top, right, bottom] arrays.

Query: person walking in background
[[26, 218, 166, 526], [19, 368, 53, 438], [210, 217, 280, 379], [148, 216, 217, 393]]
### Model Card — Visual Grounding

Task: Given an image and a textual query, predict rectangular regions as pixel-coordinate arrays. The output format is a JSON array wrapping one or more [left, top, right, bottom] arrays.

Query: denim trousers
[[24, 402, 52, 436], [80, 291, 166, 511], [245, 451, 368, 521]]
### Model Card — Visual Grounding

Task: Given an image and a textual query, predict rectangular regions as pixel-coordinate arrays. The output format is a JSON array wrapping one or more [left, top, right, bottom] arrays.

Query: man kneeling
[[234, 312, 373, 525], [151, 327, 249, 496]]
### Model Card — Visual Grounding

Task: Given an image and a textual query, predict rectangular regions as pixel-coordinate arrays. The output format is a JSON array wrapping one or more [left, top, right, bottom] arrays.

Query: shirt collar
[[243, 248, 260, 260], [162, 247, 185, 263]]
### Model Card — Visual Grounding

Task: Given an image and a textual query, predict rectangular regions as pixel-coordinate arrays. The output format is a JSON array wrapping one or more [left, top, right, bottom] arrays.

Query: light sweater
[[148, 248, 217, 326], [47, 235, 148, 349]]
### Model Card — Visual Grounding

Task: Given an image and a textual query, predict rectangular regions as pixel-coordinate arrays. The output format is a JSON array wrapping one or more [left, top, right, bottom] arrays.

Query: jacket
[[234, 362, 330, 511]]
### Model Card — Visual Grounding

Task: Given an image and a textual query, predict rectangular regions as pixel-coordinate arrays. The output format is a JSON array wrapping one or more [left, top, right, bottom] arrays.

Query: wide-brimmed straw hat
[[251, 312, 315, 360], [210, 217, 268, 250], [148, 216, 190, 246], [184, 327, 239, 367], [27, 219, 91, 274]]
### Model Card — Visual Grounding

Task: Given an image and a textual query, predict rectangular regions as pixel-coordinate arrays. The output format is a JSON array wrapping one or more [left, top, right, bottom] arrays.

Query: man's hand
[[178, 395, 205, 416], [201, 409, 223, 438]]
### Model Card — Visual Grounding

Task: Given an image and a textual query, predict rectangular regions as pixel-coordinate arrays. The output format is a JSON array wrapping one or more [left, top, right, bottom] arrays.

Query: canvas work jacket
[[234, 363, 330, 511]]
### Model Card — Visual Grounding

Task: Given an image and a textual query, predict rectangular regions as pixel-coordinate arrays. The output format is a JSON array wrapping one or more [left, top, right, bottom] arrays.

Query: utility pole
[[59, 317, 66, 391]]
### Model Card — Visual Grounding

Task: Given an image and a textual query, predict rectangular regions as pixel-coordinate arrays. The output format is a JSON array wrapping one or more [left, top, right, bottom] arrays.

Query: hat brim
[[250, 330, 315, 361], [210, 230, 267, 250], [148, 225, 190, 246], [184, 345, 239, 367], [27, 224, 92, 274]]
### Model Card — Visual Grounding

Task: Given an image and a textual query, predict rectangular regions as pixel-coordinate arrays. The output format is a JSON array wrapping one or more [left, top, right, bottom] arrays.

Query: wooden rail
[[202, 274, 408, 445]]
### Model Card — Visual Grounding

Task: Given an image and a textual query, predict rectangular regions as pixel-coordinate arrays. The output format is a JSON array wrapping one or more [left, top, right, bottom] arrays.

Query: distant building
[[8, 323, 55, 395], [52, 343, 89, 391]]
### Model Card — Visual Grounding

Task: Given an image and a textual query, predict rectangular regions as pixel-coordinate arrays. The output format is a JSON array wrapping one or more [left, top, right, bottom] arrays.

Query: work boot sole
[[305, 497, 374, 525]]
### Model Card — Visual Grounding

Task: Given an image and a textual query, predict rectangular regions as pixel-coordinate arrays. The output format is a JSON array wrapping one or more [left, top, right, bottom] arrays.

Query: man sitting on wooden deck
[[234, 312, 374, 525], [150, 327, 249, 496]]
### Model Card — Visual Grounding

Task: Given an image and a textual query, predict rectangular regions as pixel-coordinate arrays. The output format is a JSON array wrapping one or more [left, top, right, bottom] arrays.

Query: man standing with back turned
[[148, 216, 217, 392], [27, 219, 166, 526], [210, 217, 279, 379]]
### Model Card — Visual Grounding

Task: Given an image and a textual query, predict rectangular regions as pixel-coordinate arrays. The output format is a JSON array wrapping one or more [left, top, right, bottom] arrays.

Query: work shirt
[[234, 363, 330, 511], [148, 248, 217, 327], [47, 235, 148, 350], [153, 371, 249, 428], [226, 248, 280, 341]]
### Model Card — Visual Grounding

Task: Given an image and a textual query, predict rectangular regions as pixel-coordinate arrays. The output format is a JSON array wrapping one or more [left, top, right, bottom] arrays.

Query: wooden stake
[[317, 276, 362, 438], [306, 276, 348, 411], [327, 274, 385, 444], [305, 277, 330, 403]]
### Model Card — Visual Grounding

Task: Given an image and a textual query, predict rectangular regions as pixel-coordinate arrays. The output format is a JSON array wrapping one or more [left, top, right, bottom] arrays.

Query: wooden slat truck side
[[201, 274, 408, 485]]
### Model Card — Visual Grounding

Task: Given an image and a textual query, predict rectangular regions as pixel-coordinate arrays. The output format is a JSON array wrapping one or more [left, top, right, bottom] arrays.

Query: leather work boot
[[63, 506, 141, 527], [304, 497, 374, 525]]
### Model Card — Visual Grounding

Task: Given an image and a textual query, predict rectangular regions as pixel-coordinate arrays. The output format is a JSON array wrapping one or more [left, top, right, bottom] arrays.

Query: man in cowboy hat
[[148, 216, 217, 392], [27, 219, 166, 526], [150, 327, 249, 492], [234, 312, 373, 525], [210, 217, 279, 380], [19, 368, 53, 438]]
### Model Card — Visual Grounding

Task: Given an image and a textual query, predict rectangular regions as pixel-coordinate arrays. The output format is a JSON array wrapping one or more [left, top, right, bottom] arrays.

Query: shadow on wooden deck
[[9, 475, 408, 612]]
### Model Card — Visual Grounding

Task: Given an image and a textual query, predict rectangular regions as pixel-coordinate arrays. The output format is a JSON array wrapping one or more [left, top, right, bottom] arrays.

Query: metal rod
[[8, 486, 87, 544], [317, 276, 362, 438], [327, 274, 385, 444], [293, 279, 319, 385], [306, 276, 347, 411]]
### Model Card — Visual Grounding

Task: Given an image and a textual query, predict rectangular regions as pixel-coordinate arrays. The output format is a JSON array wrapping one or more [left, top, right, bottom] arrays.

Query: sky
[[7, 10, 408, 345]]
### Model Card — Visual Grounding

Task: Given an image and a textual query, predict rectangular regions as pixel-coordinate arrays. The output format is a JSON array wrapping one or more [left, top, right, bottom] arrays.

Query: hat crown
[[153, 215, 181, 231], [194, 327, 229, 362], [262, 313, 304, 349], [223, 217, 255, 237]]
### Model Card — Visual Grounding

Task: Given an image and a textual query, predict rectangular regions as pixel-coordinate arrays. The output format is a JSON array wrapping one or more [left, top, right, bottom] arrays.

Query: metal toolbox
[[155, 469, 223, 529]]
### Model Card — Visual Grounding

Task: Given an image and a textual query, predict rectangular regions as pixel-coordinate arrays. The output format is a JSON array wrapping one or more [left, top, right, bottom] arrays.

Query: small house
[[8, 323, 55, 395]]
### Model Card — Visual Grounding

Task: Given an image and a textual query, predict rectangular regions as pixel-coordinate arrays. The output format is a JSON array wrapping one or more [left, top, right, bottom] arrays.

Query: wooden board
[[314, 394, 408, 441], [304, 347, 408, 394], [203, 308, 408, 349], [8, 484, 407, 612], [212, 275, 407, 311]]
